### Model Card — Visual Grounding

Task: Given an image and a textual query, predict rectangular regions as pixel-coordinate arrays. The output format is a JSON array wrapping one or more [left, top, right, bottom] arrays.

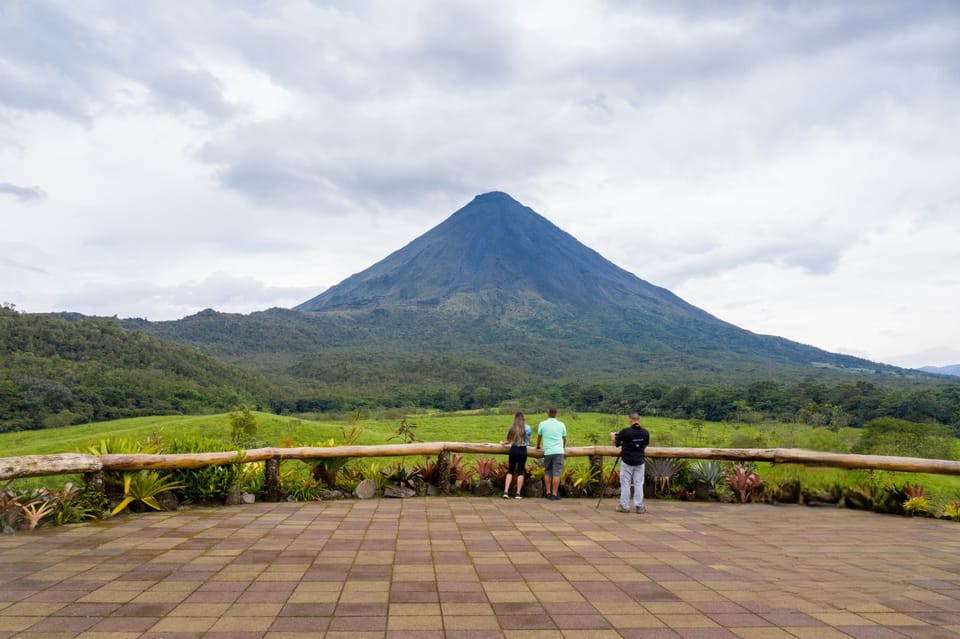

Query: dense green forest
[[2, 306, 959, 435], [0, 307, 272, 432]]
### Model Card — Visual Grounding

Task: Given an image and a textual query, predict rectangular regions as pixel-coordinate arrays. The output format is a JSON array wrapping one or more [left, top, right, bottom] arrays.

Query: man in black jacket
[[610, 411, 650, 513]]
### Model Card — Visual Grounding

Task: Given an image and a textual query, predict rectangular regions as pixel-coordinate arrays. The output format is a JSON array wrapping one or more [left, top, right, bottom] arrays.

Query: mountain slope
[[0, 307, 273, 431]]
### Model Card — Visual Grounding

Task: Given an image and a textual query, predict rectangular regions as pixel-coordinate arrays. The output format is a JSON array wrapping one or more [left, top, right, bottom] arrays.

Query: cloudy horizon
[[2, 1, 959, 369]]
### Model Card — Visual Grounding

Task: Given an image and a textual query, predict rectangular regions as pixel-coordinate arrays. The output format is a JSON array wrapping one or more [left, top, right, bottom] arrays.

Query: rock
[[354, 479, 378, 500], [771, 480, 800, 504], [156, 490, 179, 511], [473, 479, 496, 497], [321, 490, 343, 500], [384, 485, 416, 498], [523, 478, 544, 498], [426, 484, 440, 496], [224, 485, 243, 506], [240, 492, 256, 505]]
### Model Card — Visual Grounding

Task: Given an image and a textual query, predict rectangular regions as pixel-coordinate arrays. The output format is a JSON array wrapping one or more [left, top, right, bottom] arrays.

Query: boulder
[[156, 490, 180, 511], [224, 486, 243, 506], [354, 479, 378, 500], [240, 492, 256, 505], [384, 485, 417, 498]]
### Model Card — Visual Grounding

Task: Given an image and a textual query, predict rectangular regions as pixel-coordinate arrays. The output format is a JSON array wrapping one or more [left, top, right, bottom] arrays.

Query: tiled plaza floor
[[1, 497, 959, 638]]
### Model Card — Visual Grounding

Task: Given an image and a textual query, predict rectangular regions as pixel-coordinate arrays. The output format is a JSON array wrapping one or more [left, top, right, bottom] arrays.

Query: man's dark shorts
[[543, 454, 565, 477]]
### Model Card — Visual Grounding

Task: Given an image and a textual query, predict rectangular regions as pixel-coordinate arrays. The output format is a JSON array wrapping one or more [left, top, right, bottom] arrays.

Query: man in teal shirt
[[536, 407, 567, 500]]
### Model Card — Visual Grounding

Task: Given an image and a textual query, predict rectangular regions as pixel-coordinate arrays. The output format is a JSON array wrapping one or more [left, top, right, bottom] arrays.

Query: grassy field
[[0, 409, 866, 456], [3, 409, 959, 500]]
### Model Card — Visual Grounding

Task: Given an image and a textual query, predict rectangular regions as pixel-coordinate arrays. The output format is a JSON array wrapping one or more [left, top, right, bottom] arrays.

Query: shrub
[[688, 460, 724, 488], [853, 417, 955, 460], [229, 405, 259, 447], [565, 461, 600, 496], [724, 463, 762, 504], [646, 458, 684, 494], [942, 502, 960, 521]]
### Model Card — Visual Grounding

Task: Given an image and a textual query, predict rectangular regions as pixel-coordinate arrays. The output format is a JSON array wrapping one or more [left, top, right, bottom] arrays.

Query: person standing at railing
[[610, 411, 650, 513], [536, 407, 567, 501], [501, 412, 529, 499]]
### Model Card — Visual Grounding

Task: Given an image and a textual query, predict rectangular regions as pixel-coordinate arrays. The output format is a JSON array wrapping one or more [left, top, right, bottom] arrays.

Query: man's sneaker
[[547, 494, 560, 501], [615, 505, 631, 513], [635, 506, 646, 514], [514, 494, 523, 499], [503, 493, 510, 499]]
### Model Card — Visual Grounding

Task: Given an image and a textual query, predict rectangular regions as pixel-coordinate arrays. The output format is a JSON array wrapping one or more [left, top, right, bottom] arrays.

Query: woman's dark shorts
[[508, 445, 527, 475]]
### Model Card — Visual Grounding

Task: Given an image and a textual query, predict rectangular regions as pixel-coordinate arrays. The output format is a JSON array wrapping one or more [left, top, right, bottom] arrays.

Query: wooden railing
[[3, 444, 960, 481]]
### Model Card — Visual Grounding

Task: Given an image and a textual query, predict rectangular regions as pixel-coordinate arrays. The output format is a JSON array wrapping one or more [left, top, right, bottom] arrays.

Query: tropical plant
[[112, 471, 184, 515], [412, 457, 440, 485], [355, 461, 391, 491], [448, 454, 473, 487], [37, 482, 97, 526], [86, 437, 157, 455], [166, 437, 248, 504], [566, 461, 601, 495], [942, 502, 960, 521], [724, 463, 763, 504], [382, 463, 422, 490], [645, 458, 684, 494], [688, 460, 724, 488], [903, 496, 930, 516], [903, 483, 926, 500], [283, 476, 325, 502], [527, 462, 545, 480], [20, 498, 57, 530], [0, 482, 25, 531], [471, 457, 498, 481]]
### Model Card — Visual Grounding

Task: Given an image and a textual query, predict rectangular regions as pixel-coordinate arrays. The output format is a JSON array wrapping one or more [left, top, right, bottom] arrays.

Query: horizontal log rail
[[2, 444, 960, 481]]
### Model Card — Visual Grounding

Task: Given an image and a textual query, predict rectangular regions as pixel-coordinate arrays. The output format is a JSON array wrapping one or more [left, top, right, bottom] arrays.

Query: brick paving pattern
[[1, 498, 959, 638]]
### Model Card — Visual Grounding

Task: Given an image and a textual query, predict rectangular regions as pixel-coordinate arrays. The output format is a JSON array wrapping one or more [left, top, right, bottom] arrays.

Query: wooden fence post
[[264, 457, 280, 502], [589, 454, 604, 497], [437, 451, 450, 496]]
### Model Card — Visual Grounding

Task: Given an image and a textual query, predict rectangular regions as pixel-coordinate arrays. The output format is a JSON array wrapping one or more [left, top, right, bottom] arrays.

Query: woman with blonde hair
[[501, 412, 529, 499]]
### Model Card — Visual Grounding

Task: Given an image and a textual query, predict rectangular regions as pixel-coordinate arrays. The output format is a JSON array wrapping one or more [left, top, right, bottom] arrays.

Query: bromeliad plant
[[412, 458, 440, 486], [724, 463, 763, 504], [112, 471, 184, 516], [901, 483, 929, 516], [943, 502, 960, 521], [471, 457, 498, 481]]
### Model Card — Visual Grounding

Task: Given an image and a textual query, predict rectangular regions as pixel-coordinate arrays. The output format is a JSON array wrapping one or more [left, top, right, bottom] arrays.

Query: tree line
[[272, 378, 960, 434]]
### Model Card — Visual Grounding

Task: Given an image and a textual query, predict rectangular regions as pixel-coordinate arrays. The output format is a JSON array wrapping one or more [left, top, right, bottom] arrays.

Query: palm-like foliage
[[112, 471, 184, 515], [688, 460, 724, 488], [645, 457, 684, 493]]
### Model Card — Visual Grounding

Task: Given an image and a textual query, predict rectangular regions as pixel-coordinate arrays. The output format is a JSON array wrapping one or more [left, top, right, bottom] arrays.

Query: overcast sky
[[2, 1, 959, 369]]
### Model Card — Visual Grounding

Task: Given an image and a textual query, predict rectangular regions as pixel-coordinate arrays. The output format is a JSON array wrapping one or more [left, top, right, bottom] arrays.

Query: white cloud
[[1, 1, 959, 367]]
